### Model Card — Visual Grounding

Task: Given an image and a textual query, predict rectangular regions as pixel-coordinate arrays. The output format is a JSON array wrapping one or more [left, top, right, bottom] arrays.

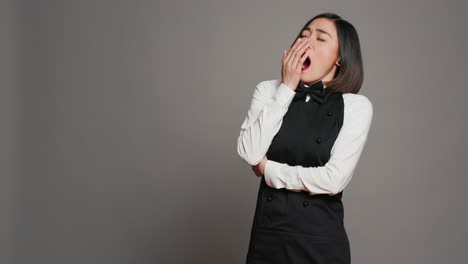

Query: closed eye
[[300, 35, 325, 42]]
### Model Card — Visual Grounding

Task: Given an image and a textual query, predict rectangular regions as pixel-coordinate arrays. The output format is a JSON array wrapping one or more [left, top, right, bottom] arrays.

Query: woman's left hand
[[252, 156, 268, 177]]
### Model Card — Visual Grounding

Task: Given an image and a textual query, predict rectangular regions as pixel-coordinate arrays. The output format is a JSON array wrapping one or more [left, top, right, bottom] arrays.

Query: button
[[316, 138, 322, 144], [303, 201, 309, 207], [328, 112, 332, 116], [267, 196, 273, 202]]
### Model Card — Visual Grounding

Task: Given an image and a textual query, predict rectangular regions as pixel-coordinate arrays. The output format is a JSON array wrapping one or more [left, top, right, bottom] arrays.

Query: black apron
[[245, 80, 350, 264]]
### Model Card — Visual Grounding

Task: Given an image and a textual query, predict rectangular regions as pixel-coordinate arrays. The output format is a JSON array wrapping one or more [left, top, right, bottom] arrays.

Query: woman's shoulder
[[343, 93, 372, 107], [342, 93, 373, 117], [254, 79, 285, 98], [256, 79, 282, 91]]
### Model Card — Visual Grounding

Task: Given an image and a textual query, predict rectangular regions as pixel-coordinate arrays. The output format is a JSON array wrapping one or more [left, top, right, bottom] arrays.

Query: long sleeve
[[263, 95, 374, 195], [237, 80, 296, 166]]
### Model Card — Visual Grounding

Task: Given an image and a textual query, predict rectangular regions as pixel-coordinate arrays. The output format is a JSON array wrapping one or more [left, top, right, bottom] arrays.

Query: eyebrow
[[304, 27, 333, 39]]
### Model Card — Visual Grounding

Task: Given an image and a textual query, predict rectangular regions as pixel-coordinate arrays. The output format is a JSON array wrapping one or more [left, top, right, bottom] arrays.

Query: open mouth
[[302, 56, 311, 71]]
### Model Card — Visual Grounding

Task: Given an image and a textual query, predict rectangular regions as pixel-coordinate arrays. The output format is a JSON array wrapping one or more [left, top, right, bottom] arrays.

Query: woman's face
[[298, 18, 340, 86]]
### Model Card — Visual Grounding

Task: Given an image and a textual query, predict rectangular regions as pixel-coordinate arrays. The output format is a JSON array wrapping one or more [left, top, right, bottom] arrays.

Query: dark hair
[[292, 12, 364, 94]]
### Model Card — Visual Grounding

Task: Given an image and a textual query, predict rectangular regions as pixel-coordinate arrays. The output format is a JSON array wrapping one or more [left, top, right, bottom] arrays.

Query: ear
[[335, 57, 341, 67]]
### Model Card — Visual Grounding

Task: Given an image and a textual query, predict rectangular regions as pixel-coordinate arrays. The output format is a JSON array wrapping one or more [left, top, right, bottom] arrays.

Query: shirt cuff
[[264, 159, 282, 189], [274, 83, 296, 107]]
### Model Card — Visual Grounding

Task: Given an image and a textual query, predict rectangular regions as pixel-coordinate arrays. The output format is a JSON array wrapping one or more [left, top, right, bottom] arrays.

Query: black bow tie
[[292, 80, 332, 104]]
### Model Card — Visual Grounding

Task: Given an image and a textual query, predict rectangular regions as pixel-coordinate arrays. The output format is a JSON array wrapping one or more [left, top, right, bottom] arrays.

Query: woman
[[237, 12, 373, 263]]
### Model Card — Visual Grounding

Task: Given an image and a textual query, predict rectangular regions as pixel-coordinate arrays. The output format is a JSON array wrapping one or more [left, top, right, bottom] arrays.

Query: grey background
[[3, 0, 468, 263]]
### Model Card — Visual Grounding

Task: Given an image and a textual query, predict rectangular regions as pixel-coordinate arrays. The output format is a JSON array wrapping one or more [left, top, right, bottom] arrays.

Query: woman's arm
[[237, 80, 296, 166], [263, 96, 374, 195]]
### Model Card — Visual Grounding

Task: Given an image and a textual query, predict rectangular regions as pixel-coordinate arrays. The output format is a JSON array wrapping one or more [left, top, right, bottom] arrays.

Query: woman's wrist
[[281, 81, 296, 91]]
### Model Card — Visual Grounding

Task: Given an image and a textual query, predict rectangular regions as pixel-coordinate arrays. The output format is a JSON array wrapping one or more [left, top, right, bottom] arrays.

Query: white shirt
[[237, 79, 374, 196]]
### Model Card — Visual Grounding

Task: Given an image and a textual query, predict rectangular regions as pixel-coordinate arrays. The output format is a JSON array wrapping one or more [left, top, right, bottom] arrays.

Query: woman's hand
[[251, 155, 268, 177], [281, 37, 310, 90]]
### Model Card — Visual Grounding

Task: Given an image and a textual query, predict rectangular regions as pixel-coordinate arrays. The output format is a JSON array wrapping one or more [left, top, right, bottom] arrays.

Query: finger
[[289, 38, 309, 69], [285, 43, 302, 69], [294, 41, 310, 68], [292, 41, 310, 69], [290, 37, 304, 53], [291, 44, 308, 70], [252, 168, 258, 176], [285, 37, 304, 62], [289, 37, 307, 61], [295, 48, 310, 69]]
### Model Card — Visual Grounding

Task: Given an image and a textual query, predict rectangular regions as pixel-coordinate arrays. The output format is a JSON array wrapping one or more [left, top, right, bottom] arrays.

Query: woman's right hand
[[281, 37, 310, 91], [251, 155, 267, 177]]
